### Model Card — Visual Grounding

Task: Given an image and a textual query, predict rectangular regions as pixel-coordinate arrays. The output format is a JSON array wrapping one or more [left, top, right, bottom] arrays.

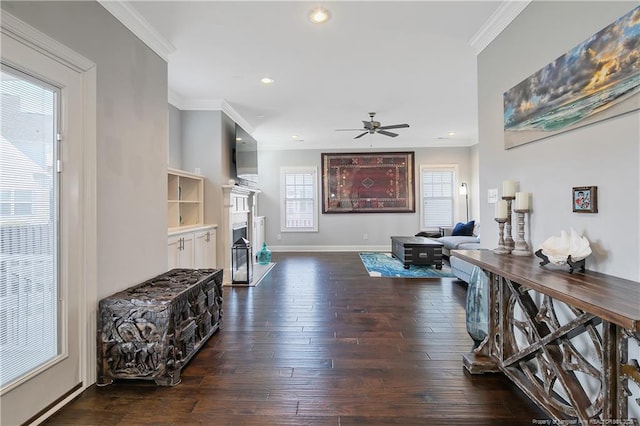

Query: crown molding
[[168, 89, 187, 109], [1, 12, 95, 72], [97, 0, 175, 62], [220, 100, 254, 134], [168, 93, 254, 134], [469, 0, 532, 54]]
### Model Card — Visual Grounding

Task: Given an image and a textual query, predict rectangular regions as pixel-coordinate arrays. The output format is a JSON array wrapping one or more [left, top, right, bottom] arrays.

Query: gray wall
[[168, 104, 182, 168], [172, 109, 235, 222], [258, 147, 474, 250], [167, 106, 476, 251], [469, 144, 480, 221], [170, 109, 236, 261], [181, 110, 223, 226], [478, 1, 640, 281], [2, 1, 169, 296]]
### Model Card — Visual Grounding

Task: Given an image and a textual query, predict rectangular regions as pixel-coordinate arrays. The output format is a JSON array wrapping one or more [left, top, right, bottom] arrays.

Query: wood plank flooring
[[45, 252, 549, 425]]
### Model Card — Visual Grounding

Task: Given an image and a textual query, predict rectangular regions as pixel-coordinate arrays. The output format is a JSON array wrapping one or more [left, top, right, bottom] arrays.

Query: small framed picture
[[572, 186, 597, 213]]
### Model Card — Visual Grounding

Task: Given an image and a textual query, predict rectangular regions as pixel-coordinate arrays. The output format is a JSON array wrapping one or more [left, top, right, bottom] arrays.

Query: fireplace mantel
[[221, 184, 261, 285]]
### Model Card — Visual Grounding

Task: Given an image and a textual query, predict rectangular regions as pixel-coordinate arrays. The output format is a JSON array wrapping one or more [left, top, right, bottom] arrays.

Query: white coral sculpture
[[539, 228, 592, 265]]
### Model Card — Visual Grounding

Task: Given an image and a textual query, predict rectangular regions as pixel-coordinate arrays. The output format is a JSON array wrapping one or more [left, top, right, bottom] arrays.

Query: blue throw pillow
[[452, 220, 475, 236]]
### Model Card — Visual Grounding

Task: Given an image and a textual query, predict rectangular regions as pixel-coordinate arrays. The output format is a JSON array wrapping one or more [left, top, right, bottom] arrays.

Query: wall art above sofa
[[321, 151, 415, 213]]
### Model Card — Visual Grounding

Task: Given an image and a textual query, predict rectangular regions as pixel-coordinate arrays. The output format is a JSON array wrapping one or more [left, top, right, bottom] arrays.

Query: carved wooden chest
[[97, 268, 223, 386], [391, 236, 443, 269]]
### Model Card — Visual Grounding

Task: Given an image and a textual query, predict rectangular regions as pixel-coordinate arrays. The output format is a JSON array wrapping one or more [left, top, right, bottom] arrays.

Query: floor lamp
[[459, 182, 469, 222]]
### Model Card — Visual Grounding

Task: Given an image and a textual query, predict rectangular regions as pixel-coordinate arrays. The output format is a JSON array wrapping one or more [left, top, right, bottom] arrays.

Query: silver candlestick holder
[[502, 196, 515, 251], [512, 209, 532, 256], [493, 218, 510, 254]]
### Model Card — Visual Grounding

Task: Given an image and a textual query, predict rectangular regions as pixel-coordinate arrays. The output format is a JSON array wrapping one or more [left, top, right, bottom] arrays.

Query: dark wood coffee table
[[391, 236, 444, 269]]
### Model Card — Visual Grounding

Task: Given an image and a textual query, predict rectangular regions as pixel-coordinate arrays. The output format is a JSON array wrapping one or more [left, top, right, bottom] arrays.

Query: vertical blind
[[0, 66, 59, 388], [282, 168, 316, 231], [422, 169, 455, 228]]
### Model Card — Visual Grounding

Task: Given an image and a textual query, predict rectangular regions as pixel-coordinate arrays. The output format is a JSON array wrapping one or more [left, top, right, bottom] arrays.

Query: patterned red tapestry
[[322, 152, 415, 213]]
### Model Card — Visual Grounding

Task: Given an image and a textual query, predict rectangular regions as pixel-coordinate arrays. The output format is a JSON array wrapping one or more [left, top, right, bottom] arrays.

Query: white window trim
[[279, 166, 319, 233], [419, 164, 461, 231]]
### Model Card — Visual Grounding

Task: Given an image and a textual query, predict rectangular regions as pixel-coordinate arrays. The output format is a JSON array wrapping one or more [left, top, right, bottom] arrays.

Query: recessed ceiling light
[[448, 132, 456, 136], [260, 77, 274, 84], [236, 137, 242, 141], [309, 7, 330, 24], [292, 135, 299, 140]]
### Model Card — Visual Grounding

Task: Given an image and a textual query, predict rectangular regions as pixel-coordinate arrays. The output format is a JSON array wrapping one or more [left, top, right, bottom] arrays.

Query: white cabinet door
[[168, 235, 182, 269], [181, 233, 195, 267], [168, 232, 195, 268], [194, 227, 216, 268]]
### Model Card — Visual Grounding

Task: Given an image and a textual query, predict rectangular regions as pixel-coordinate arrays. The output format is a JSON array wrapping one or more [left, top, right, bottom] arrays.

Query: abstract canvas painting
[[322, 152, 414, 213], [504, 6, 640, 149]]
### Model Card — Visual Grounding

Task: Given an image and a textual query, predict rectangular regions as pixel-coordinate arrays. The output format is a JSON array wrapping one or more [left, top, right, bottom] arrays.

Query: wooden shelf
[[168, 168, 204, 229]]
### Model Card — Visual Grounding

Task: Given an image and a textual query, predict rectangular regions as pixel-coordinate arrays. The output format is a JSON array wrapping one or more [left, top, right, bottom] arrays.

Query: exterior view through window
[[0, 66, 59, 388], [421, 167, 455, 229]]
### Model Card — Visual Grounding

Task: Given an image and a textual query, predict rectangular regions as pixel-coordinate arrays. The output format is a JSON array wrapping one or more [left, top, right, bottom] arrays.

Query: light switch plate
[[488, 188, 498, 203]]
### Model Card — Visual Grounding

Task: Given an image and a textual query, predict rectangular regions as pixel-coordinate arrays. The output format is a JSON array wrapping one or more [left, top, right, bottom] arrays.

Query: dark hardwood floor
[[45, 252, 548, 425]]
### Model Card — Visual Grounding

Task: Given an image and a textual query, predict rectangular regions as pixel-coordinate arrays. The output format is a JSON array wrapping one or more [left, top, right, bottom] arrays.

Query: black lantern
[[232, 237, 253, 284]]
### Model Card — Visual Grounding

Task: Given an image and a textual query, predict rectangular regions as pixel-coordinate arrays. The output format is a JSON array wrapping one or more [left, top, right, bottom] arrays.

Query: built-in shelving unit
[[168, 168, 204, 230], [167, 168, 217, 269]]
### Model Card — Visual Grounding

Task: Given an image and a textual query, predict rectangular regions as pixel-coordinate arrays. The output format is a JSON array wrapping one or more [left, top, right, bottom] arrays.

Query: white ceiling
[[113, 1, 528, 150]]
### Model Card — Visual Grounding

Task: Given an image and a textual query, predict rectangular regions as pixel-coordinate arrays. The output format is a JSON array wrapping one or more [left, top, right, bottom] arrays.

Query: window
[[280, 167, 318, 232], [0, 66, 58, 387], [1, 190, 33, 217], [420, 166, 456, 229]]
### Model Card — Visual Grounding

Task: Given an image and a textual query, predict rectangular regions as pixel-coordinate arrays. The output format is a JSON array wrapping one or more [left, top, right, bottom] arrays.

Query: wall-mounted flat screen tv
[[234, 124, 258, 179]]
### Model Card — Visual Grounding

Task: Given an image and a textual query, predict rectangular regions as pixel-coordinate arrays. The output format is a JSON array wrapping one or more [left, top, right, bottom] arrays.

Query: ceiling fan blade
[[354, 132, 368, 139], [378, 124, 410, 130], [336, 129, 366, 131], [377, 130, 398, 137]]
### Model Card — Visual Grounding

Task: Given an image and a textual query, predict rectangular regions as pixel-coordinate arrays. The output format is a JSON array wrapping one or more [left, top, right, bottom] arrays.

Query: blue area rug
[[359, 252, 455, 278]]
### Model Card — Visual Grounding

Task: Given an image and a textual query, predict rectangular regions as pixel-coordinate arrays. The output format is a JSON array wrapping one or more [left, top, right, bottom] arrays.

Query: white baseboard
[[268, 245, 389, 252]]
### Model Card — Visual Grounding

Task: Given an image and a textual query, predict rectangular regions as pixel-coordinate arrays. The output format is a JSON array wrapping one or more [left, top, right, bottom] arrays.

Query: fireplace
[[221, 184, 259, 285], [232, 222, 248, 244], [231, 222, 252, 284]]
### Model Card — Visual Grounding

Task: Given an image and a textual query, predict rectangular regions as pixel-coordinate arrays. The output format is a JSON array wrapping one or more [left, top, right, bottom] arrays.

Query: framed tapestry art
[[322, 152, 415, 213], [503, 5, 640, 149]]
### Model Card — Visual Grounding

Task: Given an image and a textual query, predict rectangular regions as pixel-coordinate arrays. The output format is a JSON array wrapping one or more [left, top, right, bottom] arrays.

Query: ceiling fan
[[336, 112, 410, 139]]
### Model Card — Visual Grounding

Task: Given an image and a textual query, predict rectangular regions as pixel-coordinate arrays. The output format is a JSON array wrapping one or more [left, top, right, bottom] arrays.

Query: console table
[[97, 268, 223, 386], [452, 250, 640, 424]]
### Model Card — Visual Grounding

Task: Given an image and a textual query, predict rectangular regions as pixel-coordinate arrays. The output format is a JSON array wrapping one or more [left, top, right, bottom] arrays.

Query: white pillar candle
[[495, 200, 508, 219], [515, 192, 530, 210], [502, 180, 516, 197]]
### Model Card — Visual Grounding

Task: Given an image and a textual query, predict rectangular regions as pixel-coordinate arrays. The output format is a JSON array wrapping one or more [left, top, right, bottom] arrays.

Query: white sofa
[[449, 255, 476, 283], [436, 223, 480, 283], [436, 224, 480, 257]]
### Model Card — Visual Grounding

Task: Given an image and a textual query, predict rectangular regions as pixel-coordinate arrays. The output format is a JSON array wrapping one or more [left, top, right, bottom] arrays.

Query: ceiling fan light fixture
[[309, 7, 330, 24]]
